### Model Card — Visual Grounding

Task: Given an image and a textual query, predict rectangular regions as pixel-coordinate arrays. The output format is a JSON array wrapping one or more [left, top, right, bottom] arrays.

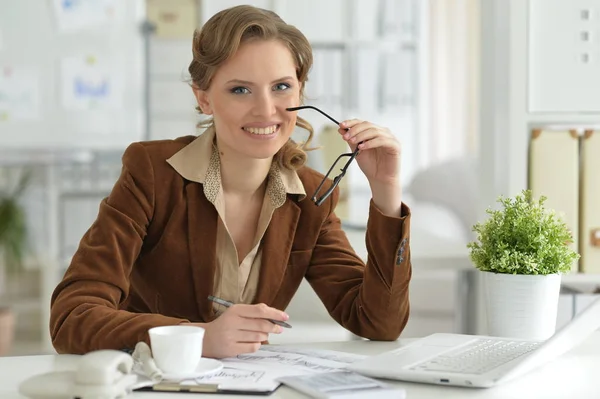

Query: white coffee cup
[[148, 325, 205, 375]]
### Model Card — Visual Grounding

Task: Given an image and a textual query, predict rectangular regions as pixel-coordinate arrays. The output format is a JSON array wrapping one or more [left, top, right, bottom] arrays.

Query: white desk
[[2, 333, 599, 399]]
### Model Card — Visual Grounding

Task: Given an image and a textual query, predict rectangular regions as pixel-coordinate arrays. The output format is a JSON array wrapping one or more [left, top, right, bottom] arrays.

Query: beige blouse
[[166, 126, 306, 314]]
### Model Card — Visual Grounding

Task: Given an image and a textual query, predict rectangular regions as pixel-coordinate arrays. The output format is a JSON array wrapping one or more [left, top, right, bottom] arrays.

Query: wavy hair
[[188, 5, 315, 170]]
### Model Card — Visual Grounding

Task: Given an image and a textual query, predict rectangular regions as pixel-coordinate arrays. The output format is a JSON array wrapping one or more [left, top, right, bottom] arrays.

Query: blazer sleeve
[[304, 188, 411, 341], [49, 143, 189, 354]]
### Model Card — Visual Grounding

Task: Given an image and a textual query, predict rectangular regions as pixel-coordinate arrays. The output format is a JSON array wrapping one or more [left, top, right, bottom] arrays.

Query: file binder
[[529, 129, 579, 273], [579, 130, 600, 273]]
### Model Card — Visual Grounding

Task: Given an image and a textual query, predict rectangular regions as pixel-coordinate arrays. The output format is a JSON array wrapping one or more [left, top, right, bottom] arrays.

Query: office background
[[0, 0, 599, 356]]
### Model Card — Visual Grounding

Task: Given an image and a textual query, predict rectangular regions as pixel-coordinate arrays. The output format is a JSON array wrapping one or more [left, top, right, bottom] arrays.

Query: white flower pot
[[482, 271, 561, 340]]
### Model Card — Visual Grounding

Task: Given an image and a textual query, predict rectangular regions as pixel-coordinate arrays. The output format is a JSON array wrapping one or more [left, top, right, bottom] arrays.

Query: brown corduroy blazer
[[49, 136, 412, 354]]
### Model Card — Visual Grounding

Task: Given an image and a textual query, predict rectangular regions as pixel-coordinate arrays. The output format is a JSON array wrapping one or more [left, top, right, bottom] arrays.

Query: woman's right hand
[[193, 303, 288, 359]]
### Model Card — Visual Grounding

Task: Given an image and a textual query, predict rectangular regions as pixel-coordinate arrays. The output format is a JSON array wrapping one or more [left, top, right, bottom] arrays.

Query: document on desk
[[200, 346, 367, 391], [134, 345, 367, 394]]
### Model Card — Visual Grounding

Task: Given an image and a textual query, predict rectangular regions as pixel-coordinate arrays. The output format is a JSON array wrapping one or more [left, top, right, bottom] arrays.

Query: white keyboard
[[409, 339, 541, 375]]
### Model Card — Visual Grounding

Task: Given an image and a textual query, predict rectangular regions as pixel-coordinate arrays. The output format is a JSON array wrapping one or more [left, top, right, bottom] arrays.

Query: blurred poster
[[0, 67, 40, 121], [52, 0, 119, 32], [147, 0, 197, 38], [60, 55, 123, 111]]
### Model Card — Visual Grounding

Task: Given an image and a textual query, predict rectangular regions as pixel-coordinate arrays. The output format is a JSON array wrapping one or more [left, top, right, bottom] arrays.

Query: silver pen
[[207, 295, 292, 328]]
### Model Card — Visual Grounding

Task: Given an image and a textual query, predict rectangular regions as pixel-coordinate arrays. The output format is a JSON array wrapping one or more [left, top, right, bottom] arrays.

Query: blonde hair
[[188, 5, 315, 170]]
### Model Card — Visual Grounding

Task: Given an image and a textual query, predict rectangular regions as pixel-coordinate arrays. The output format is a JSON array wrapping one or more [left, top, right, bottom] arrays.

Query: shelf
[[563, 273, 600, 283], [0, 296, 41, 312], [526, 114, 600, 125], [310, 38, 417, 52]]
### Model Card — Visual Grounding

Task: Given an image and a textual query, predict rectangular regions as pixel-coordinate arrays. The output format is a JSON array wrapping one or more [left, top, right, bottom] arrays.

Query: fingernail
[[282, 312, 289, 320], [277, 325, 283, 333]]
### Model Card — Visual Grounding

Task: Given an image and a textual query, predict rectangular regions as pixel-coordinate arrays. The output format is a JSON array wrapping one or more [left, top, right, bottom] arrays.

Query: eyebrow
[[225, 76, 295, 85]]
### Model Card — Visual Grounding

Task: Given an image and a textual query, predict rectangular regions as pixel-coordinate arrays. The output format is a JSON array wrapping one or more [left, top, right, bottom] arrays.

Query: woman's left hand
[[339, 119, 402, 186]]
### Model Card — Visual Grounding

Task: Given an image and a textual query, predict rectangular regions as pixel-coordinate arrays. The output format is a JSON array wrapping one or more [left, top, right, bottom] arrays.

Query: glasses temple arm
[[286, 105, 342, 127]]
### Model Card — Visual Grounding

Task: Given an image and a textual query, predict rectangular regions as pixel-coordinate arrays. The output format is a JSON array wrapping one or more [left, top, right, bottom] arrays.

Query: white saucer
[[161, 358, 223, 381]]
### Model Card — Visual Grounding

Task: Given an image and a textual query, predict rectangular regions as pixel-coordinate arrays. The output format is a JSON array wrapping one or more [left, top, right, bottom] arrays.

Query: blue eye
[[230, 87, 250, 94], [274, 83, 291, 91]]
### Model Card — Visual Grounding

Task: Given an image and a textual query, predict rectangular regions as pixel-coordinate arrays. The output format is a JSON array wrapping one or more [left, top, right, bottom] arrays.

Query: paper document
[[0, 67, 40, 121], [52, 0, 119, 32], [60, 55, 123, 111], [134, 345, 367, 393]]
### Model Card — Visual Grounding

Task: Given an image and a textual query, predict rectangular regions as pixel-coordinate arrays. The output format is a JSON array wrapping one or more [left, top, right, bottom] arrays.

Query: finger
[[238, 317, 282, 334], [233, 342, 262, 355], [235, 303, 289, 322], [346, 128, 383, 146], [340, 119, 364, 129], [343, 122, 380, 142], [217, 308, 277, 334], [357, 136, 402, 152], [234, 330, 270, 343], [340, 121, 373, 136]]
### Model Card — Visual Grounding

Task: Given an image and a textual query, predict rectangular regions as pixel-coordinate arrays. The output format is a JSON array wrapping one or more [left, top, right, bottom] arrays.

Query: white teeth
[[243, 125, 278, 135]]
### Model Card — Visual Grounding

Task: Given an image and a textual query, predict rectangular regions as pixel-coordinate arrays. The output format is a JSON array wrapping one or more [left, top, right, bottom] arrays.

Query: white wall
[[479, 0, 600, 204], [478, 0, 600, 333]]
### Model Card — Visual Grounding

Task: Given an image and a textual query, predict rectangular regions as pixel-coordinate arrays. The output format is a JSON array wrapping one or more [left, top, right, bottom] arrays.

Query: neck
[[218, 148, 272, 198]]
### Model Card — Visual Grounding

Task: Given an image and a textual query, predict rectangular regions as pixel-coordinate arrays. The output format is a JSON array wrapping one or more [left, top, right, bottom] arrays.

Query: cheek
[[283, 117, 297, 138], [278, 86, 301, 105], [213, 101, 243, 123]]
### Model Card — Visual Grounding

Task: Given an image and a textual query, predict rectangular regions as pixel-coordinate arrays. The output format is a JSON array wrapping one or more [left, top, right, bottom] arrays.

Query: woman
[[49, 5, 412, 359]]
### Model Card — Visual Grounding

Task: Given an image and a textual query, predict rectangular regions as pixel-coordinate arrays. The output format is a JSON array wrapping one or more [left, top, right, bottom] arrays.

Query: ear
[[192, 85, 213, 115]]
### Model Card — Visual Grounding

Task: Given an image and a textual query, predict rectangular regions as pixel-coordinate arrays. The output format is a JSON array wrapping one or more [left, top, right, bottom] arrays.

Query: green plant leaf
[[467, 189, 580, 275], [0, 170, 31, 273]]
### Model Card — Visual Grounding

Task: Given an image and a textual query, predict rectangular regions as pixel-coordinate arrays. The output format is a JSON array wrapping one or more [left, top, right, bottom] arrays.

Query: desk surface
[[2, 332, 599, 399]]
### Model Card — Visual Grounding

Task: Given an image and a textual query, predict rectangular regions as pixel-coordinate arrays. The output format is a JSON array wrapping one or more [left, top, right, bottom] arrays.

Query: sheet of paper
[[199, 346, 367, 390], [60, 55, 123, 111], [247, 345, 367, 365], [134, 346, 367, 392], [52, 0, 119, 32], [0, 66, 40, 121]]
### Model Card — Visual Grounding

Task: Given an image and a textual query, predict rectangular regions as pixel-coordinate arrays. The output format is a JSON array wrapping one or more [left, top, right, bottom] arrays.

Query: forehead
[[213, 39, 297, 83]]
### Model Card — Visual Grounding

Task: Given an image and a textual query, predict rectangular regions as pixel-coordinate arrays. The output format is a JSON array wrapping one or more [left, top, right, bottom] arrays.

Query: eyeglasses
[[286, 105, 360, 206]]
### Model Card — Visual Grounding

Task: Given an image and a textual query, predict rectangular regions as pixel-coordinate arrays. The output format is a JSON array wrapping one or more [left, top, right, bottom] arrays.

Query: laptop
[[347, 296, 600, 388]]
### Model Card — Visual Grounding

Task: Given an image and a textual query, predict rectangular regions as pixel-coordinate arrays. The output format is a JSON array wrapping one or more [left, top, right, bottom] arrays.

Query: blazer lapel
[[254, 198, 301, 305], [186, 182, 218, 322]]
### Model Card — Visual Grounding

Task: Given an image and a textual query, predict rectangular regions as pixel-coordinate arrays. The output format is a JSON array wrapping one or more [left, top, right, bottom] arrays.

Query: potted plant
[[467, 189, 580, 340], [0, 171, 30, 356]]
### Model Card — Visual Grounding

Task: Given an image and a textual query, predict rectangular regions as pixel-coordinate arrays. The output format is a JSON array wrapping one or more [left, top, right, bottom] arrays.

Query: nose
[[251, 90, 277, 117]]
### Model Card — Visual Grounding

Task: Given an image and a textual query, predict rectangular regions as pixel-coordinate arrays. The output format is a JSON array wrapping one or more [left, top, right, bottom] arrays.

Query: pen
[[207, 295, 292, 329]]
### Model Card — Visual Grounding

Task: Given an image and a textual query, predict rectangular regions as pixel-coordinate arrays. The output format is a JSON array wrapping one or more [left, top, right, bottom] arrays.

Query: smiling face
[[194, 39, 301, 161]]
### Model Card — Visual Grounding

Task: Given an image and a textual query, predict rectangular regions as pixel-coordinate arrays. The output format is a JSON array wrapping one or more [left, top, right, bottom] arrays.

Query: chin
[[245, 143, 285, 160]]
